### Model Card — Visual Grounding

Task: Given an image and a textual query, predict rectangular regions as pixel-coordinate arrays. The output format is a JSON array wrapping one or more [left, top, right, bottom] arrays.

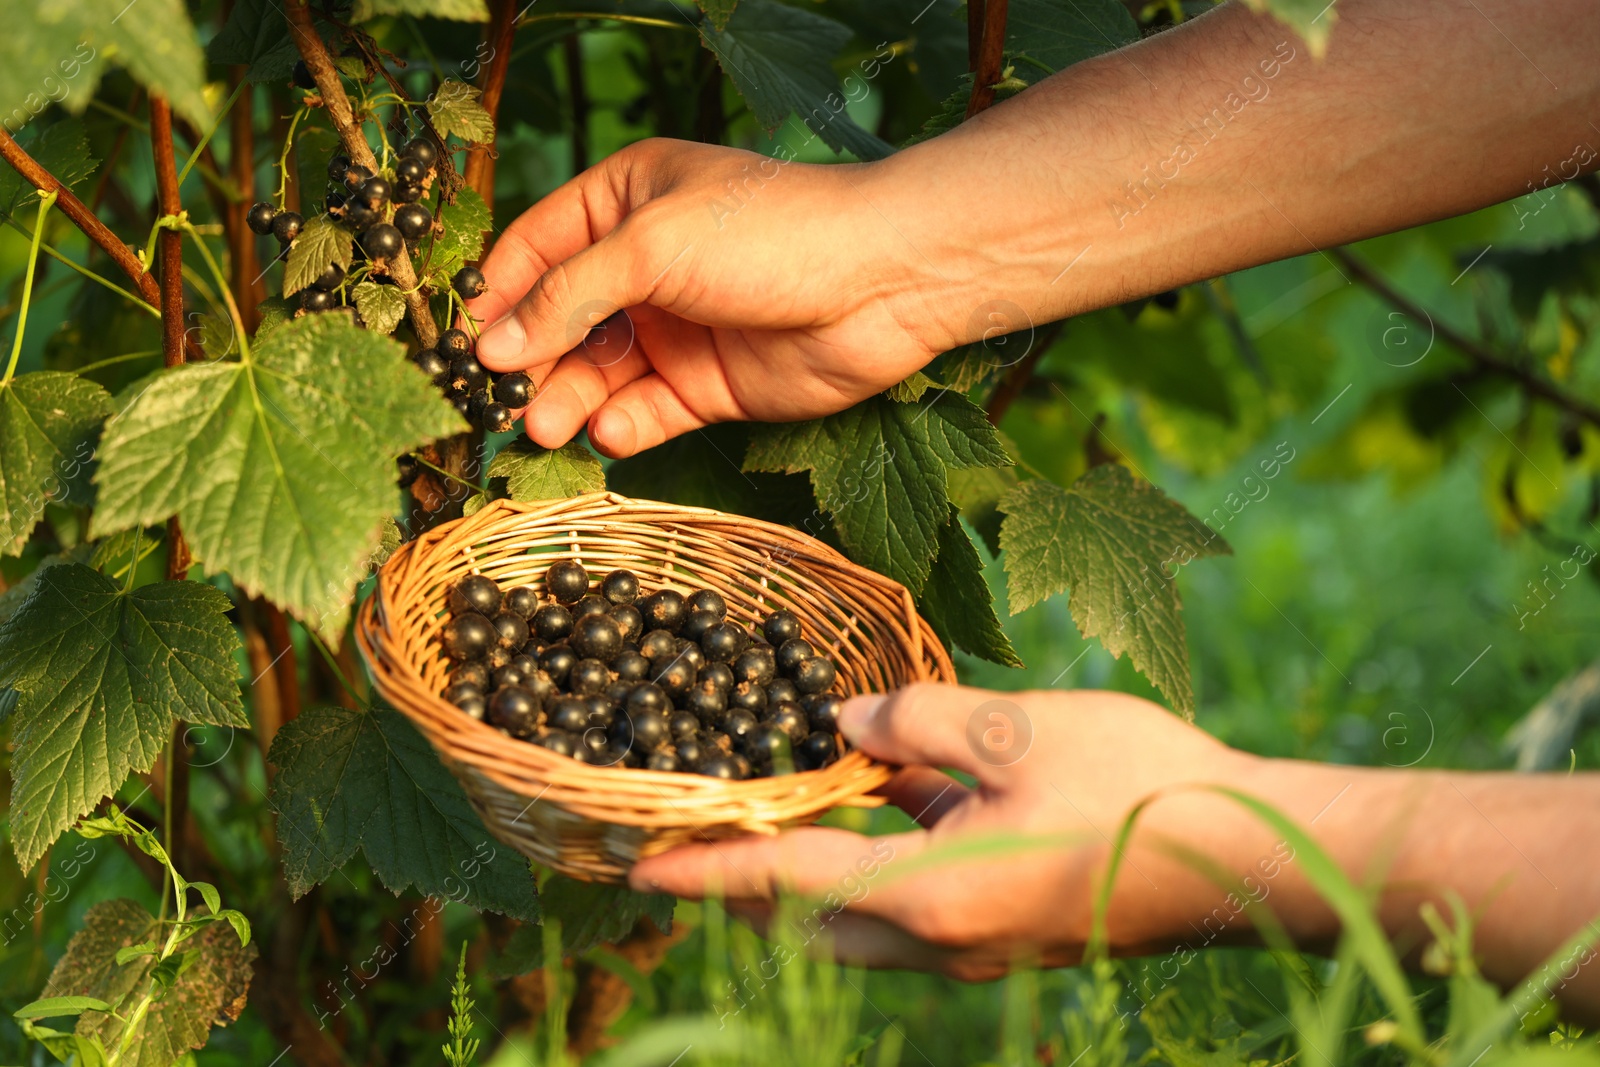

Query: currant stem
[[2, 191, 57, 387], [176, 80, 249, 189], [274, 108, 308, 211], [179, 220, 253, 362]]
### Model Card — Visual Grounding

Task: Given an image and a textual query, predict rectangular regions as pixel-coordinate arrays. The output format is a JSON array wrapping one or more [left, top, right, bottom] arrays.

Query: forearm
[[866, 0, 1600, 350]]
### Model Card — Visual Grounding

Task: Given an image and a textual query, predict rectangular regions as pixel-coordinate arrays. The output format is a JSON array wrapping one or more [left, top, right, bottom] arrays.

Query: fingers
[[587, 374, 710, 458], [877, 767, 971, 827], [725, 901, 961, 972], [839, 684, 1002, 785], [521, 336, 650, 449], [628, 825, 919, 902]]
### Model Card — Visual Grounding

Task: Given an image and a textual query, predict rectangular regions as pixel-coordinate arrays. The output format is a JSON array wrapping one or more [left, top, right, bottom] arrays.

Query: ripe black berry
[[776, 638, 814, 676], [395, 156, 428, 184], [626, 683, 669, 716], [687, 589, 726, 619], [356, 176, 391, 208], [292, 59, 316, 90], [453, 266, 488, 300], [767, 678, 800, 706], [449, 354, 489, 394], [359, 222, 404, 260], [492, 663, 525, 690], [646, 751, 679, 772], [392, 178, 423, 204], [763, 610, 802, 647], [540, 645, 577, 686], [793, 657, 836, 695], [524, 668, 557, 705], [548, 696, 587, 733], [439, 328, 472, 359], [539, 730, 577, 757], [729, 681, 767, 714], [681, 610, 718, 644], [622, 708, 669, 752], [678, 642, 706, 674], [612, 650, 650, 681], [414, 349, 450, 387], [344, 200, 380, 231], [670, 711, 699, 742], [698, 756, 740, 780], [639, 589, 688, 633], [766, 701, 808, 742], [493, 371, 532, 409], [400, 136, 438, 168], [448, 683, 486, 720], [603, 681, 631, 708], [482, 402, 513, 434], [342, 164, 373, 193], [610, 604, 643, 645], [311, 261, 346, 292], [590, 570, 637, 608], [449, 574, 502, 616], [271, 211, 304, 244], [545, 560, 590, 604], [639, 630, 677, 661], [492, 612, 530, 650], [484, 644, 512, 670], [446, 680, 482, 707], [393, 203, 432, 241], [685, 680, 726, 720], [700, 662, 735, 693], [301, 288, 335, 313], [723, 708, 758, 740], [451, 394, 471, 419], [247, 201, 277, 235], [798, 732, 837, 769], [572, 613, 623, 661], [450, 662, 490, 690], [743, 726, 790, 766], [442, 612, 495, 660], [327, 154, 352, 184], [568, 657, 609, 695], [701, 622, 748, 663], [573, 595, 609, 621], [324, 190, 347, 215], [466, 389, 490, 425], [397, 453, 420, 488], [734, 646, 776, 687], [531, 605, 572, 643], [676, 738, 705, 767], [653, 657, 695, 701], [504, 586, 538, 619]]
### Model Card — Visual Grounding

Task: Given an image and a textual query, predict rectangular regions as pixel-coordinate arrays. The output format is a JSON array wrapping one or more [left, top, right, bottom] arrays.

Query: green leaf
[[90, 314, 465, 638], [0, 372, 113, 555], [1003, 0, 1139, 79], [352, 281, 408, 334], [254, 295, 293, 343], [493, 878, 673, 976], [366, 515, 401, 572], [428, 187, 494, 284], [607, 424, 819, 529], [700, 0, 893, 161], [0, 123, 97, 219], [698, 0, 738, 30], [947, 460, 1019, 556], [42, 898, 257, 1067], [283, 215, 354, 298], [88, 528, 161, 579], [353, 0, 490, 20], [919, 512, 1021, 667], [0, 566, 245, 869], [883, 371, 939, 403], [489, 439, 605, 501], [427, 79, 496, 144], [997, 466, 1230, 716], [268, 704, 541, 921], [746, 393, 1008, 594], [205, 0, 338, 82], [13, 996, 113, 1020], [1239, 0, 1336, 59]]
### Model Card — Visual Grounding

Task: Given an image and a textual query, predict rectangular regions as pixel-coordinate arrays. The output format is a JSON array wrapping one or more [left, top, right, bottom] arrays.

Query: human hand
[[628, 684, 1274, 978], [464, 139, 949, 459]]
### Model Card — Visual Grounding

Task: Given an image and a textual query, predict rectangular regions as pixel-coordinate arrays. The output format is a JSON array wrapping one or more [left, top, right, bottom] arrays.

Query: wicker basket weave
[[356, 492, 956, 883]]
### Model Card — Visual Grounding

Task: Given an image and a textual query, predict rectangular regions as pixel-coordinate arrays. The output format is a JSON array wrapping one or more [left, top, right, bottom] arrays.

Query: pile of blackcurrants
[[245, 135, 529, 436], [437, 561, 846, 779]]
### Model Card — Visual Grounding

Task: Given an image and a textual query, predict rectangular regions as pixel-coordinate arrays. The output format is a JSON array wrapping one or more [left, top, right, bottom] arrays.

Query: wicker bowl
[[356, 492, 956, 883]]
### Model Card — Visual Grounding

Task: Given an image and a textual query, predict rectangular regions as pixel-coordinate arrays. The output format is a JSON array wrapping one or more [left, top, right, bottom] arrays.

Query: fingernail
[[477, 313, 526, 363], [838, 695, 884, 746]]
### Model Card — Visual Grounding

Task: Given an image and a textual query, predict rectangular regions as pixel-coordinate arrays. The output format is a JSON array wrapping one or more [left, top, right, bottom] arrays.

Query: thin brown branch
[[284, 0, 437, 346], [0, 125, 160, 308], [967, 0, 984, 75], [563, 34, 590, 172], [985, 320, 1063, 425], [465, 0, 520, 200], [966, 0, 1010, 117], [150, 96, 196, 579], [1331, 247, 1600, 430]]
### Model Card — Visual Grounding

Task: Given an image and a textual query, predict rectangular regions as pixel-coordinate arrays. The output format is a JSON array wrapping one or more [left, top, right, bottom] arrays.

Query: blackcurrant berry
[[492, 611, 530, 650], [681, 610, 719, 644], [324, 190, 347, 214], [545, 560, 590, 604], [524, 668, 557, 705], [344, 200, 380, 230], [572, 613, 623, 661], [452, 266, 488, 300], [247, 201, 277, 235], [700, 662, 735, 693], [572, 594, 609, 620], [687, 589, 727, 619], [793, 657, 836, 695], [742, 726, 790, 767], [493, 371, 532, 409], [763, 610, 802, 647], [449, 354, 489, 394], [639, 589, 688, 633], [797, 732, 838, 769], [676, 738, 705, 768], [451, 394, 471, 420], [622, 708, 669, 752], [488, 589, 529, 624], [548, 696, 588, 733], [448, 684, 486, 720], [271, 211, 304, 244], [766, 701, 808, 742], [604, 681, 632, 708], [723, 707, 758, 740], [466, 389, 490, 425], [392, 179, 423, 204], [731, 754, 753, 779], [445, 680, 482, 707], [610, 604, 643, 645], [533, 603, 574, 642], [312, 261, 346, 292], [653, 657, 695, 701], [395, 156, 428, 184], [292, 59, 316, 90], [396, 453, 420, 488], [413, 349, 450, 387], [342, 164, 373, 193], [393, 203, 432, 240], [482, 402, 513, 434], [685, 680, 726, 720], [670, 711, 700, 742], [358, 222, 404, 260], [697, 756, 740, 780], [639, 629, 677, 661], [449, 573, 502, 616], [626, 683, 669, 716], [442, 612, 495, 660], [484, 644, 512, 670], [729, 680, 767, 714], [646, 751, 679, 773], [492, 664, 525, 690], [540, 645, 577, 686], [438, 328, 472, 359], [450, 662, 490, 690], [327, 154, 352, 184], [356, 176, 391, 208], [539, 730, 577, 757], [568, 657, 610, 695], [612, 650, 650, 682], [701, 622, 748, 663], [776, 638, 814, 676], [678, 642, 706, 674], [400, 136, 438, 168], [301, 288, 335, 313], [703, 730, 733, 756], [734, 646, 776, 687]]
